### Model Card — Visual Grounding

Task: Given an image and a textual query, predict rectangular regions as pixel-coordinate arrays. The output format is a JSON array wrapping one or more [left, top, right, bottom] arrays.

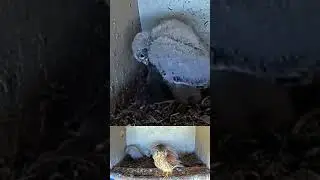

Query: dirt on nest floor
[[111, 153, 209, 177], [110, 65, 210, 126], [111, 99, 210, 126], [115, 153, 206, 168]]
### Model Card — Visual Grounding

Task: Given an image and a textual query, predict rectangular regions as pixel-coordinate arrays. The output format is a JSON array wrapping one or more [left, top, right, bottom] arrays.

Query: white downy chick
[[131, 18, 210, 89], [125, 144, 151, 159], [151, 18, 209, 57]]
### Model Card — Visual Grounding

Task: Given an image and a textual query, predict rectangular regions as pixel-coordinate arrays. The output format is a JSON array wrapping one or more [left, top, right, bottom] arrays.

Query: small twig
[[170, 113, 180, 117], [147, 115, 164, 124], [198, 115, 210, 124], [154, 100, 175, 105]]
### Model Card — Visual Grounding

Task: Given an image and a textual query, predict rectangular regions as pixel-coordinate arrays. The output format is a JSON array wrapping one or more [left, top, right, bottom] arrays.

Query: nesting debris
[[110, 65, 210, 125], [111, 97, 210, 125], [111, 167, 210, 178], [116, 153, 205, 168], [112, 153, 209, 177]]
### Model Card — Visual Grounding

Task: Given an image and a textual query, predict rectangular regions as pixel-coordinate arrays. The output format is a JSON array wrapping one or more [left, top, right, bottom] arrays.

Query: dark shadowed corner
[[0, 0, 110, 179]]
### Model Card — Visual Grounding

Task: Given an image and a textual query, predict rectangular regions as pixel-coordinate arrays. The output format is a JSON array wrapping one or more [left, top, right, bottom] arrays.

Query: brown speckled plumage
[[151, 144, 183, 177]]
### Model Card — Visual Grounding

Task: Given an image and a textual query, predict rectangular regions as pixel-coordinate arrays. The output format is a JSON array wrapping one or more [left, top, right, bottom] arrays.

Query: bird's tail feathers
[[173, 162, 184, 169]]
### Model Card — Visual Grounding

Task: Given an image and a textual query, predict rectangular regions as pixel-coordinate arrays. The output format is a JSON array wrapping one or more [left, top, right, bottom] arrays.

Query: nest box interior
[[110, 126, 210, 179], [110, 0, 210, 126]]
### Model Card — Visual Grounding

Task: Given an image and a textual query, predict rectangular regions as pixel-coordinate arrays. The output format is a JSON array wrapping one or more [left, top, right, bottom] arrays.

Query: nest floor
[[110, 65, 210, 126], [111, 153, 209, 178]]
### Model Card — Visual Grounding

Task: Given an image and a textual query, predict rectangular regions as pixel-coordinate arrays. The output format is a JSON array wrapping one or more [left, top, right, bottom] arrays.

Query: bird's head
[[132, 32, 151, 65], [150, 143, 167, 155]]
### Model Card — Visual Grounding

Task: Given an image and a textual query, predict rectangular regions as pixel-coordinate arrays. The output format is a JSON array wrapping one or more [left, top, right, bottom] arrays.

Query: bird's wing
[[166, 153, 184, 168], [151, 19, 209, 56], [149, 37, 210, 87], [167, 154, 183, 166], [164, 145, 179, 158]]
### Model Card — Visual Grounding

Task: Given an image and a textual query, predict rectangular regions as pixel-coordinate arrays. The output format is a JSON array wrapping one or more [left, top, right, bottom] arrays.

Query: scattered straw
[[111, 96, 210, 126]]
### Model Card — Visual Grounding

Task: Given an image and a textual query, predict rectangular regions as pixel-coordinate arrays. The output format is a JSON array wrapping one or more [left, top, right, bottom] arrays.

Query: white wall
[[110, 126, 126, 169], [126, 126, 195, 155], [110, 0, 141, 111], [137, 0, 210, 45], [195, 126, 210, 168]]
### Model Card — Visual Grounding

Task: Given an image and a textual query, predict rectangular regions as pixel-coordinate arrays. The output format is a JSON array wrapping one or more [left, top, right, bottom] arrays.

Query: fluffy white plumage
[[132, 18, 210, 88], [125, 144, 151, 159], [150, 19, 209, 56]]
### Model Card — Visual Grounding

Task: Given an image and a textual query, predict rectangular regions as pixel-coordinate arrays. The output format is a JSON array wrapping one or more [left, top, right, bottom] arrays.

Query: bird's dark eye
[[142, 48, 148, 53], [138, 48, 148, 59]]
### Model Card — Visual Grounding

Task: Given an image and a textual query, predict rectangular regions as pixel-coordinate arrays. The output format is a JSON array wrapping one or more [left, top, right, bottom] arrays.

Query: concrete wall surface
[[110, 126, 126, 168], [195, 126, 210, 168], [126, 126, 196, 155], [110, 0, 141, 110]]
